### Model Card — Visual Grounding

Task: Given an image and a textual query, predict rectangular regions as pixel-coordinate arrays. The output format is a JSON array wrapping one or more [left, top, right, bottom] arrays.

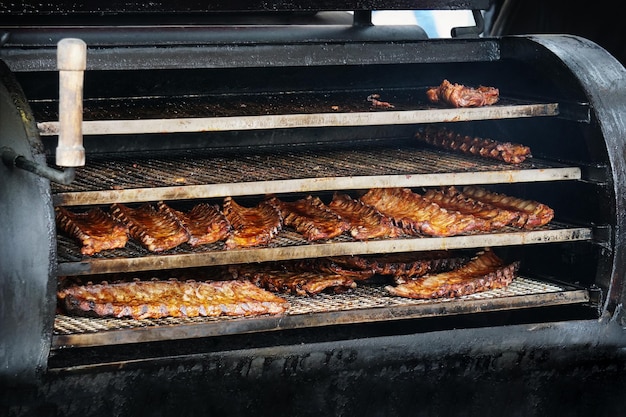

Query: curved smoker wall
[[0, 60, 57, 384], [510, 35, 626, 315]]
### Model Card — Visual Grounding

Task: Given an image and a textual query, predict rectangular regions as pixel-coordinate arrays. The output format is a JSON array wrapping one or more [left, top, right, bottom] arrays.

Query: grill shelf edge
[[51, 276, 590, 349]]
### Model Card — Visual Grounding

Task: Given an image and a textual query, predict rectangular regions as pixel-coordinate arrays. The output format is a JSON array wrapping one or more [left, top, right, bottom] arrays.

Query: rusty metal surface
[[51, 276, 588, 348], [35, 100, 559, 136], [56, 223, 592, 276], [50, 140, 580, 206]]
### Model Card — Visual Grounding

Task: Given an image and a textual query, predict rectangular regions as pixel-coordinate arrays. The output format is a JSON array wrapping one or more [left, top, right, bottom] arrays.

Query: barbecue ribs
[[386, 248, 519, 299], [329, 252, 470, 284], [360, 187, 488, 236], [267, 195, 350, 241], [110, 202, 190, 252], [223, 197, 282, 249], [327, 192, 402, 240], [55, 206, 129, 255], [58, 279, 289, 319], [461, 186, 554, 229], [164, 202, 231, 247], [426, 79, 499, 108], [422, 186, 521, 230], [415, 125, 532, 164]]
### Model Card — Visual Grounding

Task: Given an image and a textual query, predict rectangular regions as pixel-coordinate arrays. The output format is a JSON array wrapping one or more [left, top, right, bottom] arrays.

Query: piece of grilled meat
[[164, 202, 231, 247], [461, 186, 554, 229], [386, 248, 519, 299], [426, 79, 499, 108], [327, 192, 402, 240], [55, 206, 129, 255], [415, 125, 532, 164], [223, 197, 282, 249], [267, 195, 350, 241], [58, 279, 288, 319], [329, 251, 471, 284], [360, 187, 488, 237], [110, 202, 190, 252], [422, 186, 521, 230]]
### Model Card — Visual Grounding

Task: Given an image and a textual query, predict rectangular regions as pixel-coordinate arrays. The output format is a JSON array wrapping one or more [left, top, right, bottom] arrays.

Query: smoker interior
[[19, 41, 612, 349], [2, 16, 626, 416]]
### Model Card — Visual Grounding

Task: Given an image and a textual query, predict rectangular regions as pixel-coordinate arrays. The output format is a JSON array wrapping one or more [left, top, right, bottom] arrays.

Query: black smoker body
[[2, 1, 626, 416]]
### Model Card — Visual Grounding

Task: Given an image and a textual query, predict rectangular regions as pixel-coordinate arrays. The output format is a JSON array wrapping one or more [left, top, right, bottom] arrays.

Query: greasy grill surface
[[32, 91, 523, 121], [55, 223, 573, 264], [52, 276, 588, 348], [51, 139, 561, 195]]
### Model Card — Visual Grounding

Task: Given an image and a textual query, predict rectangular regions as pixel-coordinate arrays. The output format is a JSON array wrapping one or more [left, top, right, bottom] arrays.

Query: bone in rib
[[163, 201, 231, 247], [267, 195, 350, 241], [385, 248, 519, 299], [110, 202, 190, 252], [415, 125, 532, 164], [422, 186, 521, 230], [223, 197, 282, 249], [359, 187, 488, 237], [461, 186, 554, 229], [55, 206, 129, 255], [58, 279, 288, 319], [327, 192, 402, 240]]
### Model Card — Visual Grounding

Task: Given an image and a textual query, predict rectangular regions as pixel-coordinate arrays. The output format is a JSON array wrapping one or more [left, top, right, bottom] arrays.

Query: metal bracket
[[1, 146, 75, 185], [592, 223, 613, 250], [451, 9, 484, 38]]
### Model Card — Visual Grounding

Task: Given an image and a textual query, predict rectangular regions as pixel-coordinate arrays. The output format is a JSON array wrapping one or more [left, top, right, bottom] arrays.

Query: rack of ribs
[[461, 186, 554, 229], [229, 261, 362, 296], [422, 186, 521, 230], [360, 187, 488, 237], [426, 79, 499, 108], [415, 125, 532, 164], [385, 248, 519, 299], [55, 206, 129, 255], [163, 201, 231, 247], [58, 279, 289, 319], [267, 195, 350, 241], [223, 197, 282, 249], [328, 251, 471, 284], [110, 202, 190, 252], [327, 192, 402, 240]]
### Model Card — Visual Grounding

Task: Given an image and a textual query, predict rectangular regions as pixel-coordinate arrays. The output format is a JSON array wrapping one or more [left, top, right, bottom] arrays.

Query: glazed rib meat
[[58, 279, 289, 319], [231, 264, 357, 296], [386, 249, 519, 299], [359, 187, 488, 237], [327, 192, 402, 240], [426, 79, 499, 108], [55, 206, 129, 255], [230, 259, 373, 295], [231, 258, 375, 279], [110, 202, 190, 252], [267, 195, 349, 241], [329, 251, 470, 284], [415, 125, 532, 164], [423, 186, 521, 230], [461, 186, 555, 229], [285, 258, 376, 280], [253, 271, 357, 296], [163, 202, 230, 247], [223, 197, 282, 249]]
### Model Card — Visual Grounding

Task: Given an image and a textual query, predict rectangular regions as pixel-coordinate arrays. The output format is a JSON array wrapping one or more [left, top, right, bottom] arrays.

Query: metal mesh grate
[[53, 277, 574, 336], [51, 140, 559, 195]]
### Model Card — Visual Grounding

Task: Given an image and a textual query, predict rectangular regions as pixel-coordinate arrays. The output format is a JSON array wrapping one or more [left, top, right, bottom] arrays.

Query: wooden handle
[[56, 38, 86, 167]]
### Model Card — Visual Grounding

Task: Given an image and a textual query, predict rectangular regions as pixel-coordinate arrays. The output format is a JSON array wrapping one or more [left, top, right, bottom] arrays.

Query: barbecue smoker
[[2, 1, 626, 416]]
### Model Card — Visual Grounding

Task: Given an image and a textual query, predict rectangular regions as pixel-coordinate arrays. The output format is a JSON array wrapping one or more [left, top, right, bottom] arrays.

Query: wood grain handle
[[56, 38, 86, 167]]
